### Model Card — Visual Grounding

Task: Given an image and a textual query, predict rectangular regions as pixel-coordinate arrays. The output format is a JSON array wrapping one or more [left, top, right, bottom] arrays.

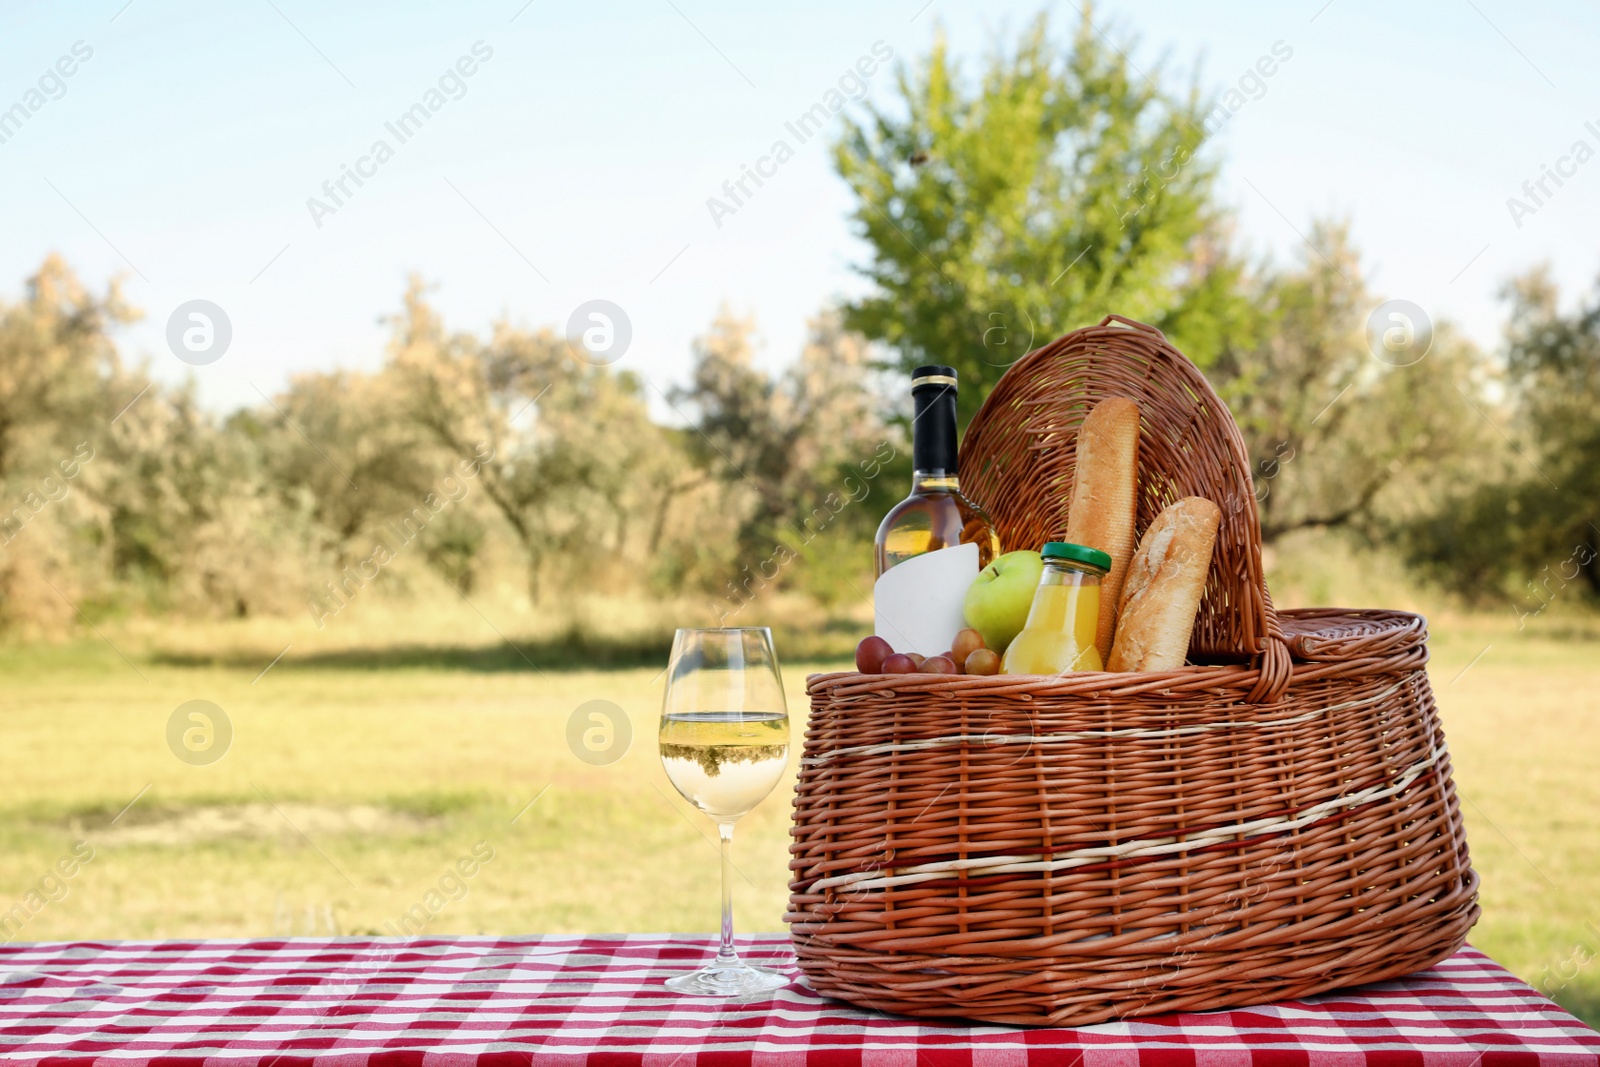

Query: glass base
[[665, 961, 787, 998]]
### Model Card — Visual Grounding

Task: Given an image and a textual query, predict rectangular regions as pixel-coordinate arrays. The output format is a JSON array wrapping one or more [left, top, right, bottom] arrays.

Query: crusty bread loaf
[[1065, 396, 1140, 661], [1107, 496, 1221, 672]]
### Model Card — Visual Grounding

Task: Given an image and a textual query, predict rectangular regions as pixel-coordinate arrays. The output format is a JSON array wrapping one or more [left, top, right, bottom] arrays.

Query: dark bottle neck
[[911, 381, 958, 485]]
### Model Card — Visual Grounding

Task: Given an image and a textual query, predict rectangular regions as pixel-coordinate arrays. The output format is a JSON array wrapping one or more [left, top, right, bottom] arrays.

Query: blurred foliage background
[[1, 14, 1592, 637]]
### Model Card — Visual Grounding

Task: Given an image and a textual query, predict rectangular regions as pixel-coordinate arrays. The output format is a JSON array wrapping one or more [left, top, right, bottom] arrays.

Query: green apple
[[963, 550, 1043, 654]]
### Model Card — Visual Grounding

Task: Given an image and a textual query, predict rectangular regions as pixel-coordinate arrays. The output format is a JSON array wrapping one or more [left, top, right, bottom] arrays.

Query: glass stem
[[715, 820, 739, 968]]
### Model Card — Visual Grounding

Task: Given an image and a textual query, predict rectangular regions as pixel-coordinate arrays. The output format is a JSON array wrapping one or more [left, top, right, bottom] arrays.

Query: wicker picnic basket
[[786, 315, 1478, 1026]]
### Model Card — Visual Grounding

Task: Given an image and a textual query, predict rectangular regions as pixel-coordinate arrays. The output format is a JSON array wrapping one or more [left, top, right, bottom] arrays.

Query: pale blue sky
[[1, 0, 1597, 413]]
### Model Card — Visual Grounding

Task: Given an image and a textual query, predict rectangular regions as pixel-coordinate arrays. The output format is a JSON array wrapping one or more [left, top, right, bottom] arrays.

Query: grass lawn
[[0, 598, 1595, 1026]]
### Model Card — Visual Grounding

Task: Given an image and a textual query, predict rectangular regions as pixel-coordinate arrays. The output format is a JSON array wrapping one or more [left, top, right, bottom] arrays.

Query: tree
[[673, 308, 898, 608], [98, 383, 325, 618], [242, 369, 434, 561], [1397, 267, 1600, 604], [1500, 269, 1600, 599], [386, 279, 675, 602], [1209, 220, 1495, 544], [0, 255, 136, 482], [835, 12, 1251, 426], [0, 257, 328, 624], [0, 257, 138, 631]]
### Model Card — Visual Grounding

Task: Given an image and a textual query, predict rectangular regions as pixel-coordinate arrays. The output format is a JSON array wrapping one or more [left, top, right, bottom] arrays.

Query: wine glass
[[659, 627, 791, 997]]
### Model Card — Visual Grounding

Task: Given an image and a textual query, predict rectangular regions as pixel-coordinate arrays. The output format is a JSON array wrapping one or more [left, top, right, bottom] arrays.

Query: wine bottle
[[871, 366, 1001, 654], [875, 366, 1000, 575]]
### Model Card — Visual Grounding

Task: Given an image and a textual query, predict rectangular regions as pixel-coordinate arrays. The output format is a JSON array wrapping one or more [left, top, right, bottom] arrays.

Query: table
[[0, 935, 1594, 1064]]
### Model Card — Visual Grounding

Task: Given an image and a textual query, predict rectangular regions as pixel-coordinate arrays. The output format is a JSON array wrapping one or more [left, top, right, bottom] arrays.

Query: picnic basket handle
[[1099, 313, 1166, 338], [959, 315, 1291, 701]]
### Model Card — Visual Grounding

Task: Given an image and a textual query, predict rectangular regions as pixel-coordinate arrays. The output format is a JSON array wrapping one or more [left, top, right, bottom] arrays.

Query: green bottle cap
[[1040, 541, 1112, 572]]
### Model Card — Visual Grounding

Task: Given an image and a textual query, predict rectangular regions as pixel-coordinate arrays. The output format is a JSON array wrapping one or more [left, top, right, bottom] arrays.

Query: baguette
[[1064, 396, 1140, 660], [1106, 496, 1221, 672]]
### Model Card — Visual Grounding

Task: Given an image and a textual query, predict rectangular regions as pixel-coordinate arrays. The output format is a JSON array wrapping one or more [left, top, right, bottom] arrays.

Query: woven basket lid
[[1277, 608, 1428, 661], [960, 314, 1281, 674]]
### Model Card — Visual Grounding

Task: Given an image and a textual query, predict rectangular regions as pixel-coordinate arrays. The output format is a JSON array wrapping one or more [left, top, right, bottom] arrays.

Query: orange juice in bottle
[[1001, 542, 1111, 675]]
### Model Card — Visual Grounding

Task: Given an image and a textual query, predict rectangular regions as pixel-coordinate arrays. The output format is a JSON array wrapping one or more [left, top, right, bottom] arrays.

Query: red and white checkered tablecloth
[[0, 935, 1594, 1065]]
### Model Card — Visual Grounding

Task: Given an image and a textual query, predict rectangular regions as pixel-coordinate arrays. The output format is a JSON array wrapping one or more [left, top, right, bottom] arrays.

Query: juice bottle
[[1001, 542, 1112, 675]]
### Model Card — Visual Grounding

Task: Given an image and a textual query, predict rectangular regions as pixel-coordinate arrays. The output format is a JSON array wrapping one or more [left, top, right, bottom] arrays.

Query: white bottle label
[[873, 542, 980, 657]]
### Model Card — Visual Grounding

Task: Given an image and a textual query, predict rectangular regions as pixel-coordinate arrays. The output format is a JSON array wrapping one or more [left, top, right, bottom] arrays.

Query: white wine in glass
[[659, 627, 790, 997]]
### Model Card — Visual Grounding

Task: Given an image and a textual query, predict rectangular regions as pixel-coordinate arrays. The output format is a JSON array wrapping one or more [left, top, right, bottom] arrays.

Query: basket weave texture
[[786, 317, 1478, 1026]]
